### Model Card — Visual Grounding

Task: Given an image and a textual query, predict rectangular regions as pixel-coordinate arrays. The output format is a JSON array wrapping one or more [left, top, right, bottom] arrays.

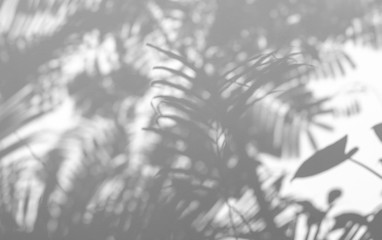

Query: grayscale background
[[1, 0, 382, 240]]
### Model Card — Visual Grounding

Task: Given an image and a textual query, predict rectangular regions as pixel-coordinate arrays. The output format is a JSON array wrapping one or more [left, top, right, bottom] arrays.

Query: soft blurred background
[[1, 0, 382, 240]]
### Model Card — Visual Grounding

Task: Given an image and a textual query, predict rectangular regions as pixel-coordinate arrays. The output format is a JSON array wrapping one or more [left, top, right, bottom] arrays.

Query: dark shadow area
[[1, 0, 382, 239]]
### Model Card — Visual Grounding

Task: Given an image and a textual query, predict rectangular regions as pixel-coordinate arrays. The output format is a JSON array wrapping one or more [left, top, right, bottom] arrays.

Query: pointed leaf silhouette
[[372, 123, 382, 143], [327, 189, 342, 205], [292, 136, 358, 180]]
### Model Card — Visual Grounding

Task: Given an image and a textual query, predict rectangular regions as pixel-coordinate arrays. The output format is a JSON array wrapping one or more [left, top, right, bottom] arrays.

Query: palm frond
[[0, 85, 57, 238], [144, 45, 323, 239]]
